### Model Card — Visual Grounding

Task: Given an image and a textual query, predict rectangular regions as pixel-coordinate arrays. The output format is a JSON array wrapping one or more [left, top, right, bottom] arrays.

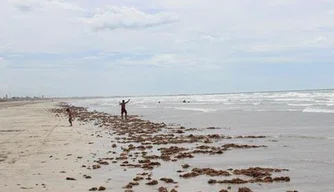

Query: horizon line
[[51, 87, 334, 99]]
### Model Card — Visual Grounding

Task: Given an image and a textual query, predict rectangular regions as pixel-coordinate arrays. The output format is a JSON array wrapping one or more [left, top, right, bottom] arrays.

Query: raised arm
[[126, 99, 130, 104]]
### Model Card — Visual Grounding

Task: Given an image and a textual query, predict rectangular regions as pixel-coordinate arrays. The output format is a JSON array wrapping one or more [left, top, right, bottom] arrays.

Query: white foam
[[275, 98, 314, 102], [278, 135, 334, 140], [164, 107, 217, 113], [303, 107, 334, 113], [101, 103, 117, 106], [287, 103, 313, 107]]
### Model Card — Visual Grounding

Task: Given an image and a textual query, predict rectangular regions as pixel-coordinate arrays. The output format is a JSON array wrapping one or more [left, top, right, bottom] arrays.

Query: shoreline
[[0, 101, 297, 192], [0, 100, 52, 109]]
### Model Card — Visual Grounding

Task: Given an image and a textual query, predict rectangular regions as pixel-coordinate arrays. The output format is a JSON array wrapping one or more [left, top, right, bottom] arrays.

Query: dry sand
[[0, 102, 111, 192]]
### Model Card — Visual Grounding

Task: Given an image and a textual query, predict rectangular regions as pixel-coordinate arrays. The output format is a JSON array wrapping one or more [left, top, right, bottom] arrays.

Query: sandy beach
[[0, 101, 303, 192], [0, 101, 112, 192]]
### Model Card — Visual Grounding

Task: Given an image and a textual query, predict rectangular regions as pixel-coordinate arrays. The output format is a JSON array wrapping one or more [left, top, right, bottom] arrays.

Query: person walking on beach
[[66, 108, 73, 126], [119, 99, 130, 119]]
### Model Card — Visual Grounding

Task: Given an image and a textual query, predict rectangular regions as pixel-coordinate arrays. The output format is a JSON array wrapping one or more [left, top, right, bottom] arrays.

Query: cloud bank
[[1, 0, 334, 96]]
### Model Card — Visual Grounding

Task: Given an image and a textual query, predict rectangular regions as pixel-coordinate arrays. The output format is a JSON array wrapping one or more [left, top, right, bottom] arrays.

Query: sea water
[[71, 89, 334, 192]]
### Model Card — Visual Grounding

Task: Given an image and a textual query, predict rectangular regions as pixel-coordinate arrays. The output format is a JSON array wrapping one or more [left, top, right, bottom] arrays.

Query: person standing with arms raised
[[119, 99, 130, 119]]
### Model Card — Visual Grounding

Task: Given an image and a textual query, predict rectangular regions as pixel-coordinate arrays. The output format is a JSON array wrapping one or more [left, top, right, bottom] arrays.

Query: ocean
[[71, 89, 334, 191]]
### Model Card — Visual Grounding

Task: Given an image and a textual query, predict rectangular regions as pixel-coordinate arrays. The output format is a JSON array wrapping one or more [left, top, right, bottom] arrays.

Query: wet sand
[[0, 101, 43, 109], [1, 102, 298, 192]]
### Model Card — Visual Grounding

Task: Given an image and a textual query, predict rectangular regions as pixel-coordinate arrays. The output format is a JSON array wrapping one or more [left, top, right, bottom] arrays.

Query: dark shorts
[[121, 108, 127, 114]]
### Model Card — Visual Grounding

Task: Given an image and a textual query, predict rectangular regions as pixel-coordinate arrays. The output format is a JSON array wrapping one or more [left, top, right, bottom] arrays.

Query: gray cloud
[[11, 0, 84, 13], [15, 4, 34, 12], [81, 6, 179, 31]]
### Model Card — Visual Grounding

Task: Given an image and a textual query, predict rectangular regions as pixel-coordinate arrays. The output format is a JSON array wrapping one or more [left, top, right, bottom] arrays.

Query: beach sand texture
[[0, 102, 106, 191], [0, 101, 302, 192]]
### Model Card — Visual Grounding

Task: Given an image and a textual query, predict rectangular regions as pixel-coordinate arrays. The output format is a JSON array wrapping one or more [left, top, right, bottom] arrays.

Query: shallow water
[[71, 90, 334, 191]]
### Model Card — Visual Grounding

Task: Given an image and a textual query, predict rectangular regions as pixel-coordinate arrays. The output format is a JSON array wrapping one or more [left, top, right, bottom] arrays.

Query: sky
[[1, 0, 334, 97]]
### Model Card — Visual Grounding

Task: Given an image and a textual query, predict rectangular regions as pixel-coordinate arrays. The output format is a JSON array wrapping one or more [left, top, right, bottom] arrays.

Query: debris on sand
[[92, 164, 101, 169], [160, 178, 177, 184], [146, 180, 158, 185], [233, 167, 288, 178], [180, 168, 230, 178], [238, 187, 253, 192], [158, 187, 168, 192], [89, 187, 98, 191], [50, 103, 291, 192]]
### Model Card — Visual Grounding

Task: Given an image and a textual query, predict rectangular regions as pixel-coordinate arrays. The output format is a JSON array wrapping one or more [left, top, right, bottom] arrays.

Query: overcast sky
[[1, 0, 334, 97]]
